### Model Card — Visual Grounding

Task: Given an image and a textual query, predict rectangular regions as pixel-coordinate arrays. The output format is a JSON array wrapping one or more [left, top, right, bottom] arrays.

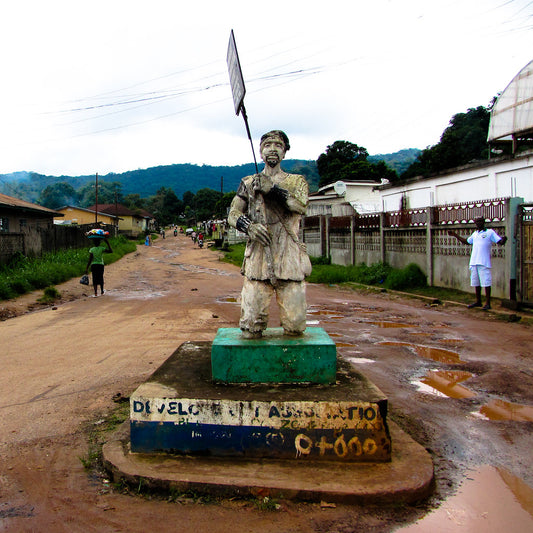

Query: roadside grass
[[218, 242, 246, 267], [79, 401, 130, 473], [0, 236, 137, 301], [37, 286, 62, 304]]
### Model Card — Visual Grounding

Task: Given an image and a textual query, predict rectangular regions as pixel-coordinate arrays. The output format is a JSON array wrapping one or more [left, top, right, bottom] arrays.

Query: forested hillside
[[0, 149, 419, 206], [369, 148, 421, 176], [0, 160, 320, 205]]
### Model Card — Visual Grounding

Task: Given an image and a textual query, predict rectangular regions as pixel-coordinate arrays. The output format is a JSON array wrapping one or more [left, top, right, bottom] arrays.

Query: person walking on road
[[86, 238, 113, 297], [448, 216, 507, 310]]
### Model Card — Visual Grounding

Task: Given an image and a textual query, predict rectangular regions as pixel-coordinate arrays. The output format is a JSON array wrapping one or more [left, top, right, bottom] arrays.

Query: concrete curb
[[102, 420, 434, 504]]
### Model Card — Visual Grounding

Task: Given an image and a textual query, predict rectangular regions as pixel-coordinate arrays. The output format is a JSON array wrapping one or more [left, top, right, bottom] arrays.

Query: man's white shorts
[[470, 265, 492, 287]]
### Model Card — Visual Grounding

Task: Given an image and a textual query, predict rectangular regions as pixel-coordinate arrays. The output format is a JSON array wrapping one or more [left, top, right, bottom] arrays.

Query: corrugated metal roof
[[86, 204, 154, 218], [0, 192, 63, 216], [488, 59, 533, 142]]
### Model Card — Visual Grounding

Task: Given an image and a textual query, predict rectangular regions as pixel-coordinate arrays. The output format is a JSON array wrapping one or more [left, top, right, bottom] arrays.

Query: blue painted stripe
[[130, 421, 391, 461]]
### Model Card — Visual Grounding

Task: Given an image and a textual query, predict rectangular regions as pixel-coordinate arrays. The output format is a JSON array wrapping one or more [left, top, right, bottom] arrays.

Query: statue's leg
[[276, 280, 307, 335], [239, 278, 272, 338]]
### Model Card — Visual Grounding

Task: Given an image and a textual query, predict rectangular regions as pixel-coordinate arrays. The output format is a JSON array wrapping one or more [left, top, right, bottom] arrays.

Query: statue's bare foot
[[241, 330, 262, 339], [284, 329, 304, 337]]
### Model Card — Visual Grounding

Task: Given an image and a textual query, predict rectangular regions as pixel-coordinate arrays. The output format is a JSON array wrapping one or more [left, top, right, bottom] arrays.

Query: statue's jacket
[[235, 172, 312, 282]]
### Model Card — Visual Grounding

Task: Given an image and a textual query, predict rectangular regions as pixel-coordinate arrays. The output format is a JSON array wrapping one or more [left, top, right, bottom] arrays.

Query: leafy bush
[[309, 255, 331, 265], [38, 286, 62, 303], [384, 263, 427, 290], [306, 262, 392, 286]]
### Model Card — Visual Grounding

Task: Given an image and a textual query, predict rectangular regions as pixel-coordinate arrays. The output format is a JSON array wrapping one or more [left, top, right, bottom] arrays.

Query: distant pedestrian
[[86, 238, 113, 297], [448, 216, 507, 310]]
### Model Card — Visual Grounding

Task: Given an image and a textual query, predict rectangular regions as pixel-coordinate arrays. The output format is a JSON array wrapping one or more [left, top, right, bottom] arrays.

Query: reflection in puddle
[[306, 320, 320, 326], [345, 357, 376, 364], [366, 321, 415, 328], [217, 296, 239, 304], [108, 289, 167, 300], [336, 342, 357, 348], [477, 399, 533, 422], [415, 370, 475, 399], [378, 341, 465, 364], [399, 465, 533, 531]]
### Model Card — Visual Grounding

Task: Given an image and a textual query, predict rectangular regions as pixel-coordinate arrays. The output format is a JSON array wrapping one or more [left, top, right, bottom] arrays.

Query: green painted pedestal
[[211, 327, 336, 384]]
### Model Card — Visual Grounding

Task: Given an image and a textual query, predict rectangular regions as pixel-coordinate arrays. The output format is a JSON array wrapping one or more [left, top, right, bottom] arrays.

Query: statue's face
[[260, 136, 286, 168]]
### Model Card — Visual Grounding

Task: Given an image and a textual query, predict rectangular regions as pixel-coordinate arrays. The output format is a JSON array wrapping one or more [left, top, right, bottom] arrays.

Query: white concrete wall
[[379, 152, 533, 210]]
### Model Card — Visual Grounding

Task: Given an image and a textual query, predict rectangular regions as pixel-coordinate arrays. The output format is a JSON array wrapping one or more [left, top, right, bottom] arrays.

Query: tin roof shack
[[0, 192, 63, 232], [86, 204, 154, 237], [0, 192, 65, 263], [54, 206, 119, 228]]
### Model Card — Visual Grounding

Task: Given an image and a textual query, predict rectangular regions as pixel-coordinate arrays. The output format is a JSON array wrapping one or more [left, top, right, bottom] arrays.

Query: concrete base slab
[[103, 420, 434, 504], [130, 341, 391, 461]]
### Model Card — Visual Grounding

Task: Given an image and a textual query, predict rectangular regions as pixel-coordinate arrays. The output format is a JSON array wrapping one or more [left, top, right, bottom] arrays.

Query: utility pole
[[95, 172, 99, 224]]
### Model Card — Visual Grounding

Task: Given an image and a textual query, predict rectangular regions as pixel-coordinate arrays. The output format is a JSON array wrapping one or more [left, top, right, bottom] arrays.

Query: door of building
[[518, 204, 533, 306]]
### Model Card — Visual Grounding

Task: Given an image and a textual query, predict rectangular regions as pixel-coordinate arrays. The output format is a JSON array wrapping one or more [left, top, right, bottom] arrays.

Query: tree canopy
[[317, 141, 398, 188], [39, 182, 78, 209], [402, 105, 491, 179]]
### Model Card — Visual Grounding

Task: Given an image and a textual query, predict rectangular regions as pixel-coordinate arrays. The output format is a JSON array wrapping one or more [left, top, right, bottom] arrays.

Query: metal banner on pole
[[226, 30, 258, 174]]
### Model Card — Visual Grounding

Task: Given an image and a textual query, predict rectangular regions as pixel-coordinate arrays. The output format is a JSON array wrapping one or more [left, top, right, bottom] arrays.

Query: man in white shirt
[[449, 217, 507, 310]]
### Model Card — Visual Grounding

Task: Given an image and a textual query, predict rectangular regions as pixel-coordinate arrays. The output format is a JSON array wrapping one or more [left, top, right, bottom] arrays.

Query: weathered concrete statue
[[228, 130, 312, 339]]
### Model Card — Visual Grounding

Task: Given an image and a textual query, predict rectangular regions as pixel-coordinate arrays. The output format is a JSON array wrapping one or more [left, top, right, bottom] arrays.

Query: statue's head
[[259, 130, 290, 168], [260, 130, 290, 152]]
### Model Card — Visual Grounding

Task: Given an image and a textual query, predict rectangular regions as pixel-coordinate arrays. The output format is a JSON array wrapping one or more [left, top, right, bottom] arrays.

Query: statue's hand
[[248, 222, 272, 247], [252, 175, 273, 195]]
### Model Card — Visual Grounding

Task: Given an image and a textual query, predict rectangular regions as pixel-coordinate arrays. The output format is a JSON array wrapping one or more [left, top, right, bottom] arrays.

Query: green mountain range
[[0, 149, 420, 205]]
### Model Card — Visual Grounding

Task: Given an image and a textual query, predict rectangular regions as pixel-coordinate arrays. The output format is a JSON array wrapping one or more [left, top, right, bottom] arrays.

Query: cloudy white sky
[[0, 0, 531, 177]]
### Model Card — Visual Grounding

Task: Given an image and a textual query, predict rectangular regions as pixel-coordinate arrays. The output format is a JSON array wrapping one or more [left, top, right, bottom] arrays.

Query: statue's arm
[[272, 176, 308, 215], [228, 195, 247, 229], [228, 193, 272, 246], [254, 174, 308, 215]]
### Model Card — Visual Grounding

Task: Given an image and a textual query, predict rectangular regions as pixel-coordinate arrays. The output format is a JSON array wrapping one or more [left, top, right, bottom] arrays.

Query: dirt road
[[1, 234, 532, 532]]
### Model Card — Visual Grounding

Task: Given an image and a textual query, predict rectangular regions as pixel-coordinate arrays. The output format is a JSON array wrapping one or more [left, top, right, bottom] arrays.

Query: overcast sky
[[0, 0, 531, 177]]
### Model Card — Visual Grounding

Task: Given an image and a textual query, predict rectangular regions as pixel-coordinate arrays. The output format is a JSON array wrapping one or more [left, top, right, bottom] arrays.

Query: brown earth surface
[[1, 234, 532, 532]]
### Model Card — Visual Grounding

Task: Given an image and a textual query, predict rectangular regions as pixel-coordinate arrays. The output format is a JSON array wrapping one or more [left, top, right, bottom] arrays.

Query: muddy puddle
[[413, 370, 476, 399], [365, 320, 415, 328], [475, 399, 533, 422], [216, 296, 239, 304], [106, 288, 169, 300], [399, 465, 533, 531], [344, 356, 376, 364], [379, 341, 465, 364]]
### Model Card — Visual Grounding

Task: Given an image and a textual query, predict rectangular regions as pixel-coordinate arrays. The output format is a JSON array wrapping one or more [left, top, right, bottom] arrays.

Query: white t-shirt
[[467, 229, 502, 268]]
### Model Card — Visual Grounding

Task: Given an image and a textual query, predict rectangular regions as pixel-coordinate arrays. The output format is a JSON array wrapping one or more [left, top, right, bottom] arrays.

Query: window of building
[[0, 217, 9, 232]]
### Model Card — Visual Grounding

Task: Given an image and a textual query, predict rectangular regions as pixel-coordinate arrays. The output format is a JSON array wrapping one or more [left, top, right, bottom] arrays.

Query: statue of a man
[[228, 130, 312, 339]]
